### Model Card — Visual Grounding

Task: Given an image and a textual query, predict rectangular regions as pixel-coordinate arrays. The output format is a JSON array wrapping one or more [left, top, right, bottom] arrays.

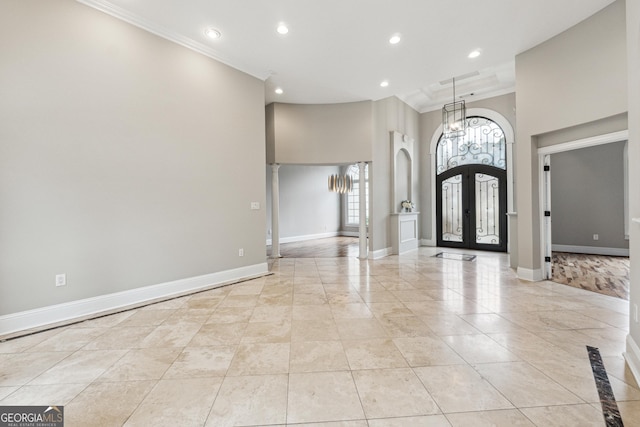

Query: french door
[[436, 165, 507, 252]]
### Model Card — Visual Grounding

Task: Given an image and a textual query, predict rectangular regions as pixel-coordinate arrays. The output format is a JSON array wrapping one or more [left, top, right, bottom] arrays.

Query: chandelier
[[442, 77, 466, 137], [328, 174, 353, 194]]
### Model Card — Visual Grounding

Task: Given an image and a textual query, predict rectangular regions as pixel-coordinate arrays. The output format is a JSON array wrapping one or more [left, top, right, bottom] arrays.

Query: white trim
[[429, 108, 515, 251], [517, 267, 544, 282], [624, 334, 640, 387], [266, 231, 340, 246], [421, 239, 437, 247], [552, 245, 629, 257], [537, 130, 629, 155], [0, 263, 268, 336], [624, 141, 629, 239], [633, 218, 640, 224], [77, 0, 269, 80], [537, 130, 630, 280], [370, 247, 392, 259]]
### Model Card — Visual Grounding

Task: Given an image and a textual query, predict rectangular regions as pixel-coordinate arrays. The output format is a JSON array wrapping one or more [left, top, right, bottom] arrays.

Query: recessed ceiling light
[[389, 33, 401, 45], [276, 23, 289, 35], [204, 27, 221, 39], [380, 80, 389, 88], [275, 87, 284, 94], [468, 49, 482, 58]]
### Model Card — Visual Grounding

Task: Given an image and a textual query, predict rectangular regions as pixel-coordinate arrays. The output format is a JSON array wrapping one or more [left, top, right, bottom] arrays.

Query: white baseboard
[[370, 247, 392, 259], [341, 231, 360, 238], [552, 244, 629, 257], [517, 267, 544, 282], [267, 231, 341, 246], [624, 334, 640, 386], [421, 239, 436, 247], [0, 263, 269, 337]]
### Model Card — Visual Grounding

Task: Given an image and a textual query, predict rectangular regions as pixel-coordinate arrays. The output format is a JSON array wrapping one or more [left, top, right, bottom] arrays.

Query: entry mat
[[434, 252, 476, 261]]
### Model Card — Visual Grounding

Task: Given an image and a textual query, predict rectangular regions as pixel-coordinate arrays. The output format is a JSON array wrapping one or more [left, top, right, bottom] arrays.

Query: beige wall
[[626, 0, 640, 359], [267, 101, 373, 164], [515, 0, 627, 275], [0, 0, 267, 315], [371, 97, 420, 254]]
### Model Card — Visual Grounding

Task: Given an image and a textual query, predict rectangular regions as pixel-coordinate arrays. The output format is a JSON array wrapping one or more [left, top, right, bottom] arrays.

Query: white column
[[271, 163, 281, 258], [358, 162, 368, 259]]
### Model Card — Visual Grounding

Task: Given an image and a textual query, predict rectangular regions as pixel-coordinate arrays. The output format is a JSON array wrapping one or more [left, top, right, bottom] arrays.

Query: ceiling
[[79, 0, 615, 113]]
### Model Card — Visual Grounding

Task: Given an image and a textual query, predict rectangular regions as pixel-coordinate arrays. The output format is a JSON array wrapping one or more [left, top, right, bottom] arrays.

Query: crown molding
[[76, 0, 271, 80]]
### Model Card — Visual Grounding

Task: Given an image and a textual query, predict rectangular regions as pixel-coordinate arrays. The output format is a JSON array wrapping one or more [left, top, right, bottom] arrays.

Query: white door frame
[[537, 130, 629, 279]]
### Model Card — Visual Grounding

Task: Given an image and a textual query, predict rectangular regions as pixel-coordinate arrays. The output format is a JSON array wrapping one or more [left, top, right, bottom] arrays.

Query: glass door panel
[[441, 174, 463, 242], [475, 173, 501, 246]]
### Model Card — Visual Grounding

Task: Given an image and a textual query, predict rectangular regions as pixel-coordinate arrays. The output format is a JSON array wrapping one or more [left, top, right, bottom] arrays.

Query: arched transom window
[[436, 116, 506, 174]]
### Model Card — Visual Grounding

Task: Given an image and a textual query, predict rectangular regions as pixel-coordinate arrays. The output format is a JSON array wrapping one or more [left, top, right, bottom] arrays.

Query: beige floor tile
[[24, 328, 106, 352], [188, 322, 247, 346], [392, 336, 466, 367], [475, 361, 583, 407], [445, 409, 535, 426], [0, 352, 71, 386], [420, 314, 481, 336], [294, 293, 329, 305], [519, 404, 605, 427], [618, 400, 640, 425], [241, 319, 292, 343], [137, 322, 202, 348], [228, 281, 264, 295], [367, 415, 451, 427], [330, 303, 374, 319], [292, 304, 334, 321], [326, 292, 366, 305], [82, 326, 154, 350], [184, 296, 224, 311], [205, 306, 254, 324], [413, 365, 513, 413], [378, 316, 433, 337], [217, 294, 259, 308], [30, 350, 126, 385], [0, 330, 63, 353], [603, 355, 640, 388], [367, 302, 414, 318], [289, 421, 368, 427], [289, 341, 350, 373], [65, 380, 156, 426], [0, 387, 18, 400], [118, 309, 176, 327], [442, 334, 519, 364], [97, 347, 181, 381], [0, 382, 88, 405], [206, 374, 288, 426], [249, 305, 292, 323], [487, 330, 576, 362], [292, 319, 340, 342], [163, 346, 235, 379], [358, 291, 400, 303], [125, 378, 222, 427], [335, 318, 388, 340], [458, 313, 522, 334], [287, 371, 365, 424], [226, 342, 290, 375], [343, 339, 408, 370], [352, 368, 439, 418]]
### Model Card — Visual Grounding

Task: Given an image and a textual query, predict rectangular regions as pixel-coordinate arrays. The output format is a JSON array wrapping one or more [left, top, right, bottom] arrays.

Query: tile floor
[[552, 252, 630, 300], [1, 247, 640, 426]]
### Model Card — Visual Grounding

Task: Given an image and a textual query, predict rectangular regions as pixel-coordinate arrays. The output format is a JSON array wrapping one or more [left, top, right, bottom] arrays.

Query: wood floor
[[552, 252, 630, 300]]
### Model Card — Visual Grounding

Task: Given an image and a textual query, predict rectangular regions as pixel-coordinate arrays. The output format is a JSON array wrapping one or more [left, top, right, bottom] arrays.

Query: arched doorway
[[435, 116, 508, 252]]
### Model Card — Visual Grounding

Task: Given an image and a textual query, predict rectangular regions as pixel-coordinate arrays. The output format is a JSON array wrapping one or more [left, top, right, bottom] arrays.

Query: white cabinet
[[390, 212, 419, 255]]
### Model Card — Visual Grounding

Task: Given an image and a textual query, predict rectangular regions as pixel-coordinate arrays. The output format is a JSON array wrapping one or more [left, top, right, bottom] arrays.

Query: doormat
[[434, 252, 476, 261]]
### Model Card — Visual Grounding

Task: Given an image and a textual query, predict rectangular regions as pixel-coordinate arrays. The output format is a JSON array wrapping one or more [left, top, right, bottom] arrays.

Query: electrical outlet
[[593, 234, 599, 241], [250, 202, 260, 210], [55, 274, 66, 287], [239, 248, 244, 257]]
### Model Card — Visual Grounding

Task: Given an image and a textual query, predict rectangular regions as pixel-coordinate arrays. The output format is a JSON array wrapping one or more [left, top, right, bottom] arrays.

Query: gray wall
[[514, 0, 628, 274], [550, 142, 628, 250], [267, 101, 373, 164], [266, 165, 341, 240], [626, 0, 640, 353], [0, 0, 267, 315]]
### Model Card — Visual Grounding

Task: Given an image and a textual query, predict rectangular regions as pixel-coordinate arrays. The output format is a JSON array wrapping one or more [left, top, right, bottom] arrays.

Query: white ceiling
[[79, 0, 615, 113]]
